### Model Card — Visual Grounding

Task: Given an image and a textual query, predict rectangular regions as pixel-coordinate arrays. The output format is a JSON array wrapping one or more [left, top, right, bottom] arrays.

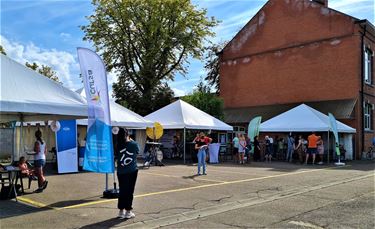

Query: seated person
[[18, 156, 37, 180]]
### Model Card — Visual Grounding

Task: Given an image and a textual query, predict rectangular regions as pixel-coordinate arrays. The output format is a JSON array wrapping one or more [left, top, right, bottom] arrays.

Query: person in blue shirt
[[232, 133, 240, 163], [116, 128, 139, 219]]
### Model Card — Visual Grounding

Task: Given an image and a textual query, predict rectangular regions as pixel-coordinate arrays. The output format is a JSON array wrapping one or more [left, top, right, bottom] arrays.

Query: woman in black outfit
[[253, 136, 261, 162]]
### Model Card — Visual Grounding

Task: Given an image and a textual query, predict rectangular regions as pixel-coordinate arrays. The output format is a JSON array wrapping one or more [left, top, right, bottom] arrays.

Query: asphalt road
[[1, 161, 374, 229]]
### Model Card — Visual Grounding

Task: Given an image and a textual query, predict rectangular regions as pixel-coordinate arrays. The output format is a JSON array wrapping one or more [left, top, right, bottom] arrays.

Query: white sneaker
[[125, 211, 135, 219], [117, 210, 126, 219]]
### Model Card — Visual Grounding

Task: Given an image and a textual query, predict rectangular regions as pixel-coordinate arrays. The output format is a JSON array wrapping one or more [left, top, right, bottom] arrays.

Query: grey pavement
[[0, 161, 374, 229]]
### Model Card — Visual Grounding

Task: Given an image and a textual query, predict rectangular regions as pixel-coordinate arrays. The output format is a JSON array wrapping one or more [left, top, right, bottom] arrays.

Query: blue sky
[[1, 0, 374, 97]]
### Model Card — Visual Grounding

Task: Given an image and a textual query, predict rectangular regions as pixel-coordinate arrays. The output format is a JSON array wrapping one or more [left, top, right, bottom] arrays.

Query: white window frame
[[364, 103, 373, 130], [364, 48, 373, 85]]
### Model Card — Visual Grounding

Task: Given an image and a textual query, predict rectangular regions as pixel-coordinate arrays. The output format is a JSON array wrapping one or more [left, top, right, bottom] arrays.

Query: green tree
[[182, 81, 224, 120], [204, 42, 226, 93], [81, 0, 218, 115], [0, 45, 6, 55], [25, 62, 61, 83]]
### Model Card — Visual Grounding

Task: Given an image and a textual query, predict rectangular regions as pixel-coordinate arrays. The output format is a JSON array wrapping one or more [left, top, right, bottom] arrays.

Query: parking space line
[[19, 165, 351, 210], [61, 199, 115, 210], [17, 197, 57, 209]]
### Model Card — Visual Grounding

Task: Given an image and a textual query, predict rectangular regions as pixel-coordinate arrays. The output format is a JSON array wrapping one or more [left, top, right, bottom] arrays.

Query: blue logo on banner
[[83, 119, 114, 173]]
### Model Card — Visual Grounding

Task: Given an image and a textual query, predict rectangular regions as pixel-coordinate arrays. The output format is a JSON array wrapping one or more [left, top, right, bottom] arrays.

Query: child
[[18, 156, 37, 180]]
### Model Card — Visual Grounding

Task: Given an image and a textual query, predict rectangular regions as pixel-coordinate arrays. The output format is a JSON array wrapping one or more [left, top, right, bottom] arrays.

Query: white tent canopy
[[144, 100, 233, 131], [260, 104, 356, 133], [0, 54, 88, 122], [76, 88, 152, 129], [145, 100, 232, 163]]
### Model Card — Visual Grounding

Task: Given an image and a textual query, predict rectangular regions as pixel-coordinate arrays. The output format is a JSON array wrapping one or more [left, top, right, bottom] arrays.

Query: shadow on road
[[79, 217, 130, 229]]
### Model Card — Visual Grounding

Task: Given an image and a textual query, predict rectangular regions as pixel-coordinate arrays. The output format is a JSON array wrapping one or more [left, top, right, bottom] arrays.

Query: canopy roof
[[260, 104, 356, 133], [76, 88, 152, 128], [0, 54, 87, 122], [144, 100, 233, 131]]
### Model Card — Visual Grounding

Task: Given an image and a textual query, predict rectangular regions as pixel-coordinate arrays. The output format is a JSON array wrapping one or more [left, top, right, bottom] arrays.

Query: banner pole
[[105, 173, 108, 191], [327, 131, 329, 164]]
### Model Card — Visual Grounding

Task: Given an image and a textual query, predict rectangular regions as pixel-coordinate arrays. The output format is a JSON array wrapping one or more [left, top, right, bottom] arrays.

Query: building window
[[364, 48, 373, 85], [364, 103, 373, 130], [233, 126, 245, 133]]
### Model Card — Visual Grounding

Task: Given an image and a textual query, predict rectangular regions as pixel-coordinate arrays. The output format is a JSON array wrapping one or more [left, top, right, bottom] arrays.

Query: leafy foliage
[[25, 62, 61, 83], [204, 42, 227, 93], [181, 81, 224, 120], [0, 45, 6, 55], [81, 0, 218, 115]]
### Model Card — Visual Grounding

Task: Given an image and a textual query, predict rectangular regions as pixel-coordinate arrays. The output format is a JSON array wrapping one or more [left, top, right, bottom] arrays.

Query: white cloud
[[330, 0, 371, 8], [107, 71, 119, 97], [1, 35, 78, 89], [329, 0, 374, 22], [60, 32, 71, 39], [172, 87, 187, 97]]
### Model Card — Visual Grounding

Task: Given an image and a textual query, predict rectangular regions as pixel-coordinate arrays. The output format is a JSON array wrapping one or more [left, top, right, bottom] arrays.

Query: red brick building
[[219, 0, 374, 159]]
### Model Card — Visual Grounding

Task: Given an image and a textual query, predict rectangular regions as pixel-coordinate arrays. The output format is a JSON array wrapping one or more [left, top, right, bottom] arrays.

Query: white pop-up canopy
[[145, 100, 233, 131], [145, 100, 232, 163], [0, 54, 88, 122], [260, 104, 356, 133], [75, 88, 152, 129]]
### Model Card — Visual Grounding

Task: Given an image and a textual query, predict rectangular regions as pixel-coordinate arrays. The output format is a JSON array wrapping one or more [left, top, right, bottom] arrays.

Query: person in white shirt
[[30, 129, 48, 193]]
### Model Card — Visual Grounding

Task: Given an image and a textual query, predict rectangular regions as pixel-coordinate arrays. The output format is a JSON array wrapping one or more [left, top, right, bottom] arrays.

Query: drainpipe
[[355, 20, 367, 159], [360, 23, 366, 157]]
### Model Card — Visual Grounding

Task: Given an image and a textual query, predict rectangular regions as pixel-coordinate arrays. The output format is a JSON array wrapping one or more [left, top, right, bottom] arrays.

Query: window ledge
[[364, 83, 374, 88], [364, 129, 374, 133]]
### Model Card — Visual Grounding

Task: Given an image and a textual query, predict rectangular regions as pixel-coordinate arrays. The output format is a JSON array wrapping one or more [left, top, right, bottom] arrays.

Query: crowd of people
[[231, 132, 328, 165]]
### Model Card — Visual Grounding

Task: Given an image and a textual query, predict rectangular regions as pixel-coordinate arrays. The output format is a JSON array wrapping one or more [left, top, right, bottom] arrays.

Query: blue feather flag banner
[[77, 48, 114, 173]]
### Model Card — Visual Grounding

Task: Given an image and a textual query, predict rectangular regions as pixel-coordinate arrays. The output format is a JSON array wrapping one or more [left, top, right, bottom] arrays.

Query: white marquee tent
[[0, 54, 88, 160], [75, 88, 152, 129], [260, 104, 356, 160], [0, 54, 88, 122], [259, 104, 356, 133], [145, 100, 233, 131], [145, 100, 233, 163]]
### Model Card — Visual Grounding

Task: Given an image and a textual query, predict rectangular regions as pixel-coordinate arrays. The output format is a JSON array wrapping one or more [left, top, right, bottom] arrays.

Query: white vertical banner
[[77, 48, 114, 173]]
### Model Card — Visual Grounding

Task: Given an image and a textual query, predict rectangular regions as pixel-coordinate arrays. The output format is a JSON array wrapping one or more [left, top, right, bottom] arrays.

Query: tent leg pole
[[19, 115, 24, 162], [183, 128, 186, 164], [327, 131, 330, 164]]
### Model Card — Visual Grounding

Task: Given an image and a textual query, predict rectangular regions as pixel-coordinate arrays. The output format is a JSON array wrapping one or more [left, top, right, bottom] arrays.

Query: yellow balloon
[[154, 122, 163, 139], [146, 127, 154, 139], [146, 122, 164, 140]]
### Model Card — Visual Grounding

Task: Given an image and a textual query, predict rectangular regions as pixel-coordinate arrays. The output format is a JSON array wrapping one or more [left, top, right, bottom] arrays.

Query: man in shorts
[[305, 132, 319, 165]]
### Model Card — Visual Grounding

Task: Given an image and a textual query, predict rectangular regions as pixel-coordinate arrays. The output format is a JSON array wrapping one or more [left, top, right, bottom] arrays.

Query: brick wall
[[219, 0, 375, 159], [220, 35, 360, 108]]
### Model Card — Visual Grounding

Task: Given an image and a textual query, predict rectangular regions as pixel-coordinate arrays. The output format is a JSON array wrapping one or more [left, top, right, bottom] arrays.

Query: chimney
[[312, 0, 328, 7]]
